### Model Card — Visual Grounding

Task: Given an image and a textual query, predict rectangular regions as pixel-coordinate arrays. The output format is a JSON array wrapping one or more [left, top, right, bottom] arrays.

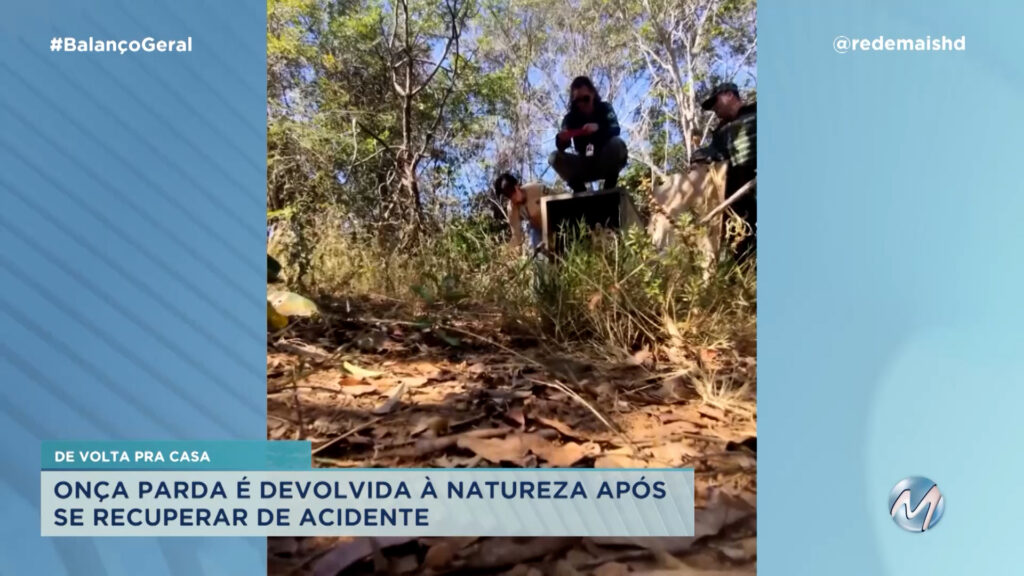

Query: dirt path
[[266, 300, 756, 575]]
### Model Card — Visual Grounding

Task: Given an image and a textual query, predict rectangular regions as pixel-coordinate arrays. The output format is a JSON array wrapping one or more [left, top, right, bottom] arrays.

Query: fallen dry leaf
[[553, 559, 582, 576], [457, 434, 531, 465], [456, 538, 577, 570], [372, 383, 407, 415], [424, 416, 451, 437], [410, 427, 511, 457], [399, 376, 430, 388], [531, 440, 589, 467], [640, 567, 755, 576], [409, 418, 432, 437], [430, 454, 482, 468], [418, 536, 478, 549], [342, 384, 378, 396], [653, 548, 686, 569], [311, 417, 341, 436], [268, 537, 299, 557], [456, 432, 586, 467], [312, 537, 416, 576], [594, 454, 649, 468], [594, 562, 630, 576], [697, 404, 727, 422], [656, 420, 703, 438], [649, 442, 699, 467], [343, 361, 383, 380], [696, 489, 756, 538], [422, 541, 456, 570], [663, 406, 708, 427], [534, 416, 583, 439], [407, 361, 444, 379], [506, 407, 526, 429], [708, 451, 756, 471], [713, 536, 756, 562], [500, 565, 541, 576], [563, 548, 594, 566], [338, 375, 370, 387], [391, 554, 420, 574], [270, 292, 756, 576], [589, 491, 756, 557]]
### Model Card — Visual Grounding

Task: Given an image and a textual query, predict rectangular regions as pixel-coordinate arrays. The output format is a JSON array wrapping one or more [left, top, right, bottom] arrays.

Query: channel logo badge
[[889, 476, 944, 532]]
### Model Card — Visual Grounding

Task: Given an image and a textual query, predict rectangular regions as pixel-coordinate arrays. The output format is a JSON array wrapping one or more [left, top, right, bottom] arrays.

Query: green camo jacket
[[709, 102, 756, 173]]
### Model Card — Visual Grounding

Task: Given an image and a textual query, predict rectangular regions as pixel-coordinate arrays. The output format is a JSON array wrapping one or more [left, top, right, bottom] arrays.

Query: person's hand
[[581, 123, 599, 135], [557, 130, 572, 142]]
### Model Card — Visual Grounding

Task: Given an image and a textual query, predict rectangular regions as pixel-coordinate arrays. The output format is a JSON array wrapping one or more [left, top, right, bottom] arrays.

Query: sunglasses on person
[[573, 94, 593, 106]]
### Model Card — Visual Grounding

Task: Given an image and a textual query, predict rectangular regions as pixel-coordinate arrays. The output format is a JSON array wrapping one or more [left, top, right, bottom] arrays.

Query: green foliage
[[266, 0, 757, 352]]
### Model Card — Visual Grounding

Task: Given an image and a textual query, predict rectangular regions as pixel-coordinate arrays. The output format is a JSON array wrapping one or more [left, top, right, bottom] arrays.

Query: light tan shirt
[[508, 182, 547, 247]]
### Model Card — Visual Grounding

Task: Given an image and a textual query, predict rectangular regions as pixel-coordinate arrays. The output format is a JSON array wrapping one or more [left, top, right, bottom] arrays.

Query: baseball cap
[[701, 82, 740, 111]]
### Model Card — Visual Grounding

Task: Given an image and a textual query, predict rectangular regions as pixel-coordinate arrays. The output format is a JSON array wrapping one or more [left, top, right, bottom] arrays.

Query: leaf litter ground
[[267, 298, 756, 576]]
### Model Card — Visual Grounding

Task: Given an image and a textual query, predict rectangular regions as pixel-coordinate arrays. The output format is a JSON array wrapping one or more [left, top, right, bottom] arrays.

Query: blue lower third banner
[[40, 441, 694, 538]]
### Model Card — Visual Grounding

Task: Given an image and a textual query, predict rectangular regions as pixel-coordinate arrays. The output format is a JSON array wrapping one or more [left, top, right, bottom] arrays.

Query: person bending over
[[548, 76, 628, 193], [494, 172, 552, 251]]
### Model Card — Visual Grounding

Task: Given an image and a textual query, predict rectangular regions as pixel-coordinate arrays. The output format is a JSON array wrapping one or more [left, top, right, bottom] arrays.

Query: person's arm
[[555, 116, 571, 151], [692, 144, 725, 164], [708, 128, 730, 162]]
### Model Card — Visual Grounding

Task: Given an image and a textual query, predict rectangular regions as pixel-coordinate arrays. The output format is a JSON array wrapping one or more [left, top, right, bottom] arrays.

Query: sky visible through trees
[[268, 0, 756, 230]]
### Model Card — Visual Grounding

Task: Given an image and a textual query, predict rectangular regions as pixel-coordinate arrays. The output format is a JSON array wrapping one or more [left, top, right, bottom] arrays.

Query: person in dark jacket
[[548, 76, 628, 193], [697, 82, 757, 263]]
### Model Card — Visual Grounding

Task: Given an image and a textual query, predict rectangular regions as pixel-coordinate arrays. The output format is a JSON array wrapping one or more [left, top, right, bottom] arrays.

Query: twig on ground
[[273, 340, 334, 362], [347, 316, 551, 372], [312, 417, 384, 456], [289, 366, 308, 439], [267, 413, 297, 425], [324, 315, 636, 452], [525, 377, 637, 455], [267, 384, 360, 396], [577, 549, 655, 569]]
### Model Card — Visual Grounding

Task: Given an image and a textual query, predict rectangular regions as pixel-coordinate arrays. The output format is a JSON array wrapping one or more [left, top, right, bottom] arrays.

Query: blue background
[[2, 0, 1022, 574], [41, 441, 310, 470], [0, 0, 266, 574], [761, 1, 1024, 575]]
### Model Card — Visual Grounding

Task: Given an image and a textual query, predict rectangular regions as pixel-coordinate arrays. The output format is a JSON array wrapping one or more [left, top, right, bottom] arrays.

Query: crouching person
[[548, 76, 628, 193]]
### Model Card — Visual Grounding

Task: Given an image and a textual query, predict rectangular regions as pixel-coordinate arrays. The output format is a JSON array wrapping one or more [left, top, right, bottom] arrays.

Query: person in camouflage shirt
[[697, 82, 757, 262]]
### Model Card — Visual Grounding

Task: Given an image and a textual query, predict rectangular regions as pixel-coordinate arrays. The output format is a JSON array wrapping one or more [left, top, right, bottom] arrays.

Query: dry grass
[[267, 209, 758, 576], [268, 207, 755, 408]]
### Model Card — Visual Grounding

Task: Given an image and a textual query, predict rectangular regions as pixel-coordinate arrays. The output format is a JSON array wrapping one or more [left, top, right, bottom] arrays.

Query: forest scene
[[266, 0, 757, 574]]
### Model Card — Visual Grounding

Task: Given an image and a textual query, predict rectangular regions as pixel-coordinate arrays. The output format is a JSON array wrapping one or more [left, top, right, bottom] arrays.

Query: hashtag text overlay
[[50, 37, 192, 55]]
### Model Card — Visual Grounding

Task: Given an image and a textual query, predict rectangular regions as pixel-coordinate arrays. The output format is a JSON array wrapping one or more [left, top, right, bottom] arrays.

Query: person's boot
[[568, 180, 586, 194], [603, 175, 618, 190]]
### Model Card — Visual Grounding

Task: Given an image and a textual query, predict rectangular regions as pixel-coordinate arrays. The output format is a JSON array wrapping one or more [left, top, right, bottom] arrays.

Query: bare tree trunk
[[400, 155, 424, 227]]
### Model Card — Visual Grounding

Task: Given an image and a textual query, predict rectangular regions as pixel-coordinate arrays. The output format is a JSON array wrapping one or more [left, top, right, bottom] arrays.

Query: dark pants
[[725, 168, 756, 265], [549, 137, 628, 192]]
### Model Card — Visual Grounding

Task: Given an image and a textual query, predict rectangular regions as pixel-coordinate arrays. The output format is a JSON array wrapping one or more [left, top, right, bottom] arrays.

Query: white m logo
[[890, 485, 942, 531]]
